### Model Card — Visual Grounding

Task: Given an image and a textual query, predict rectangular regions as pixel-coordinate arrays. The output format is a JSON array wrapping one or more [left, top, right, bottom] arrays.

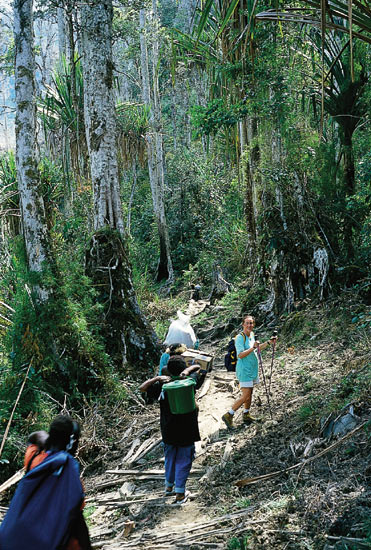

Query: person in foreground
[[0, 415, 91, 550], [140, 356, 203, 504], [222, 315, 277, 429]]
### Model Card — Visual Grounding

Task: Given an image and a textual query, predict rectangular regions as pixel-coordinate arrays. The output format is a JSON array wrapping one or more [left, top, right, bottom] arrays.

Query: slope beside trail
[[86, 311, 370, 550]]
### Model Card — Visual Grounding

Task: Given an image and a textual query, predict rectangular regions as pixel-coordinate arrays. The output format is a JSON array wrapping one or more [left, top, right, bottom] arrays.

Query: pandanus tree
[[304, 30, 368, 260], [255, 1, 370, 262], [80, 0, 160, 373], [39, 57, 88, 188]]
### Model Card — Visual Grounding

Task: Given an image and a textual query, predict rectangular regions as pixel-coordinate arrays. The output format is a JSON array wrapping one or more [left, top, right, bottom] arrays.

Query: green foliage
[[234, 497, 251, 508], [297, 398, 320, 422], [83, 504, 97, 528], [0, 152, 19, 236], [191, 99, 249, 137], [125, 144, 249, 286], [1, 240, 112, 402], [227, 535, 251, 550]]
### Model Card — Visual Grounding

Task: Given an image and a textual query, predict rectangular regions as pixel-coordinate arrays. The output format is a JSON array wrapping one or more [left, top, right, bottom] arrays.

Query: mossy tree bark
[[85, 229, 159, 373], [81, 0, 160, 372], [14, 0, 51, 303]]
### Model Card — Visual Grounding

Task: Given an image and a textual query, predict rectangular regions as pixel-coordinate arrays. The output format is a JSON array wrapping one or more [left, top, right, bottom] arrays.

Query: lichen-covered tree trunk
[[81, 1, 124, 234], [14, 0, 51, 303], [57, 6, 66, 59], [241, 117, 259, 275], [81, 0, 159, 372], [139, 8, 173, 283]]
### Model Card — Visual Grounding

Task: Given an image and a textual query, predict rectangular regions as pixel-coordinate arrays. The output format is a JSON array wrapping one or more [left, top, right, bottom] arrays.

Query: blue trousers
[[164, 443, 195, 494]]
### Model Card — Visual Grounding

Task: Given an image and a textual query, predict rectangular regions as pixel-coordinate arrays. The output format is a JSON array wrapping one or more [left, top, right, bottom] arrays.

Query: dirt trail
[[88, 363, 247, 549], [87, 310, 370, 550]]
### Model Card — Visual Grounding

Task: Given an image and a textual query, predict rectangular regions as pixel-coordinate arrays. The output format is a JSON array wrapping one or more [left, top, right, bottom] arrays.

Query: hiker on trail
[[222, 315, 277, 429], [191, 284, 202, 301], [163, 310, 198, 349], [0, 415, 91, 550], [158, 342, 187, 375], [140, 355, 204, 505]]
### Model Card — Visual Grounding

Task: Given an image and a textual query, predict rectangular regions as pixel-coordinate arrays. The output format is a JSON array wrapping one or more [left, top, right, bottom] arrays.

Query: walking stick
[[255, 340, 273, 419], [268, 330, 278, 396]]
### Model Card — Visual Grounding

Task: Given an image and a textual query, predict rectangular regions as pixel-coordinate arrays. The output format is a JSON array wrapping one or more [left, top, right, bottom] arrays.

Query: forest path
[[88, 362, 249, 549], [87, 307, 370, 550]]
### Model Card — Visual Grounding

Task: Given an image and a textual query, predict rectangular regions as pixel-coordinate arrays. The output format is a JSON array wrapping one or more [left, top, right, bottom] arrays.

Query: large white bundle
[[164, 310, 197, 348]]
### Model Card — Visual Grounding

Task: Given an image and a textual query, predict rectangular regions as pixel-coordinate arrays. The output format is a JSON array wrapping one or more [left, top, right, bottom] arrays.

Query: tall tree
[[14, 0, 51, 303], [139, 6, 174, 283], [81, 0, 159, 372]]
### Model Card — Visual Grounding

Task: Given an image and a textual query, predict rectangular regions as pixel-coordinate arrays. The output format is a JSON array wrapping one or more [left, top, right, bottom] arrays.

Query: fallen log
[[121, 438, 141, 463], [326, 535, 370, 548], [96, 492, 199, 507], [126, 436, 161, 465], [106, 468, 204, 476], [198, 378, 211, 399], [0, 468, 24, 495], [235, 421, 367, 487]]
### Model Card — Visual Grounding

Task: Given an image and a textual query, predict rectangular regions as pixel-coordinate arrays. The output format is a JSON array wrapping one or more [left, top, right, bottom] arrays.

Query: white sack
[[164, 310, 197, 348]]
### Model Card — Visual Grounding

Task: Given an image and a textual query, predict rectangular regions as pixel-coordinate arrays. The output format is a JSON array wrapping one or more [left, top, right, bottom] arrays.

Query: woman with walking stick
[[222, 315, 277, 429]]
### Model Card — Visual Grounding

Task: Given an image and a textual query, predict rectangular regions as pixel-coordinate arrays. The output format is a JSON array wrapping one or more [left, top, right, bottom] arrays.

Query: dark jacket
[[147, 372, 202, 446]]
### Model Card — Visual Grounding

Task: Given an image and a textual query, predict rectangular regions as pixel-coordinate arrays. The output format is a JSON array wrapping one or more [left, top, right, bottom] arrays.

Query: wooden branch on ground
[[213, 375, 234, 383], [121, 438, 141, 463], [91, 507, 260, 547], [235, 422, 367, 487], [198, 378, 211, 399], [126, 435, 161, 465], [122, 383, 147, 410], [326, 536, 370, 548], [106, 468, 204, 476], [0, 468, 24, 495], [96, 492, 199, 507]]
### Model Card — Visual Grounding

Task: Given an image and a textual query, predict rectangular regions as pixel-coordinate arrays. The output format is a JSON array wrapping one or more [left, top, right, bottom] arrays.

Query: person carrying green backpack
[[139, 356, 204, 505]]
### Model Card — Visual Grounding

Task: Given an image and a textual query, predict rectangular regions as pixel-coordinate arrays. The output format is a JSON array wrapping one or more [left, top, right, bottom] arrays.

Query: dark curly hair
[[45, 415, 80, 455], [167, 356, 187, 377]]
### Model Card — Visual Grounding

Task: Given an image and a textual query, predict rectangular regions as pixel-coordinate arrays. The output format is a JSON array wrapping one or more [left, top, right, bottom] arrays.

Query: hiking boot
[[242, 412, 256, 424], [172, 490, 190, 505], [222, 412, 234, 429]]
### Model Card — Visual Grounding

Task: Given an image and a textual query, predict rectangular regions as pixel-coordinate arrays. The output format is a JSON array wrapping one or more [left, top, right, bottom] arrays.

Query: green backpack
[[162, 378, 197, 414]]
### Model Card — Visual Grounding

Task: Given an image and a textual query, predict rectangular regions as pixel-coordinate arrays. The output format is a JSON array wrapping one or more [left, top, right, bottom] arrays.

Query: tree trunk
[[85, 230, 160, 373], [57, 6, 66, 59], [139, 8, 173, 283], [342, 129, 355, 261], [241, 117, 258, 273], [81, 0, 160, 372], [81, 0, 124, 234], [126, 158, 137, 236], [14, 0, 51, 303]]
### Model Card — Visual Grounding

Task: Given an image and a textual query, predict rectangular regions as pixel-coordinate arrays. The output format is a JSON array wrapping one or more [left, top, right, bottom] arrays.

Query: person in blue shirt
[[158, 343, 187, 375], [222, 315, 277, 429]]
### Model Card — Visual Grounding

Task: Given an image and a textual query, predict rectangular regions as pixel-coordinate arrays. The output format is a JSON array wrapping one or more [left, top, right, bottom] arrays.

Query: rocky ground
[[84, 298, 371, 550]]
